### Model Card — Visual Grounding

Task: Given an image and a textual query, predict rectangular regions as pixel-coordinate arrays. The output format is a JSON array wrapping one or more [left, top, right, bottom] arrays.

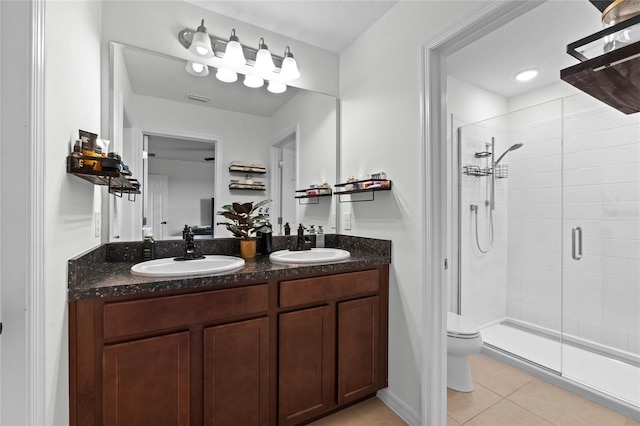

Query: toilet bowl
[[447, 311, 483, 392]]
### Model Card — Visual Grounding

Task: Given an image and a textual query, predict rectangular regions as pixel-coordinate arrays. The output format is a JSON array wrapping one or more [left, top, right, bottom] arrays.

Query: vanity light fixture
[[267, 80, 287, 94], [515, 68, 539, 82], [280, 46, 300, 80], [223, 29, 246, 69], [254, 38, 276, 75], [186, 61, 209, 77], [178, 20, 301, 93], [189, 19, 214, 59], [216, 67, 238, 83], [244, 74, 264, 88]]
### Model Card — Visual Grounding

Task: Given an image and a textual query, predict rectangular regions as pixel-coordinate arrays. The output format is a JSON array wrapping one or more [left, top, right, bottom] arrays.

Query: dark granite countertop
[[68, 234, 391, 301]]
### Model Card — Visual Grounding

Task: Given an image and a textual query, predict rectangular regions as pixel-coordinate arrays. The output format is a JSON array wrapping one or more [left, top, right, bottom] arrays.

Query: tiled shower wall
[[460, 123, 510, 327], [561, 103, 640, 355], [460, 96, 640, 356]]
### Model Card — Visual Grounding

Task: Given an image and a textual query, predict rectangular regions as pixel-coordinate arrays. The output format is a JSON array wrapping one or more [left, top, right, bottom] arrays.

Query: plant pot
[[239, 239, 257, 259]]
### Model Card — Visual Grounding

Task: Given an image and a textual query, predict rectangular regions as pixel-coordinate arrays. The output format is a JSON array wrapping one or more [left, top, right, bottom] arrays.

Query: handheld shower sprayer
[[495, 143, 524, 166]]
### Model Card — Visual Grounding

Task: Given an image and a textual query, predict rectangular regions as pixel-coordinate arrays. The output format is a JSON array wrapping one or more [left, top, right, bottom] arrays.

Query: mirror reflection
[[108, 42, 338, 242]]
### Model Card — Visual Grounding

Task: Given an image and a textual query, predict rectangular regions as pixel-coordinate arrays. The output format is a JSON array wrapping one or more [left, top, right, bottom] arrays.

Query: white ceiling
[[447, 1, 602, 98], [184, 0, 399, 53], [182, 0, 604, 98]]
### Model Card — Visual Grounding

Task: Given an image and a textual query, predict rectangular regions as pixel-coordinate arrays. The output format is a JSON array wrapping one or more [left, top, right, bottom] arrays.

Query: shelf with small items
[[334, 178, 392, 203], [66, 155, 141, 200], [229, 161, 266, 174], [229, 182, 266, 191], [295, 187, 332, 204], [229, 161, 267, 191]]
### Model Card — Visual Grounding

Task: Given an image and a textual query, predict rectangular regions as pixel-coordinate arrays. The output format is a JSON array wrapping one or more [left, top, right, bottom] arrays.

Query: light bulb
[[267, 80, 287, 94], [280, 47, 300, 80], [223, 29, 246, 69], [244, 74, 264, 88], [189, 19, 214, 59], [254, 38, 276, 76], [186, 61, 209, 77], [216, 67, 238, 83]]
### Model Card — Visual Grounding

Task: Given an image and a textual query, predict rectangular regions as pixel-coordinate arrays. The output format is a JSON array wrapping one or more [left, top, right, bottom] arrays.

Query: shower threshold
[[481, 321, 639, 413]]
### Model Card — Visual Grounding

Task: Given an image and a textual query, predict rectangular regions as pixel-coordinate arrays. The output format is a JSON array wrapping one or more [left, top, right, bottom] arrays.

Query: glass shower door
[[561, 94, 640, 407]]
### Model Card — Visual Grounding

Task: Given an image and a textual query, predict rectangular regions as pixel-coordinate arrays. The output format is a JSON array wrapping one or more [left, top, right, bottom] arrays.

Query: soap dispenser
[[317, 225, 325, 248]]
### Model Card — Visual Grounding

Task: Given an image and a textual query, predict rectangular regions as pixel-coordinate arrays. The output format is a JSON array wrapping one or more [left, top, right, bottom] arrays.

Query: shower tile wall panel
[[460, 124, 509, 327], [506, 114, 563, 334], [561, 107, 640, 356], [504, 104, 640, 356]]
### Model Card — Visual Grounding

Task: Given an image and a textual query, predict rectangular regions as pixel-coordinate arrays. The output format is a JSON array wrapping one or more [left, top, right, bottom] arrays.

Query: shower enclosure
[[456, 93, 639, 414]]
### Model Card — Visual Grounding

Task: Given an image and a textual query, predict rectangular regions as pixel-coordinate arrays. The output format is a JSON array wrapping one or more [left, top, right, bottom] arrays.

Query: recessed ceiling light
[[515, 68, 539, 82]]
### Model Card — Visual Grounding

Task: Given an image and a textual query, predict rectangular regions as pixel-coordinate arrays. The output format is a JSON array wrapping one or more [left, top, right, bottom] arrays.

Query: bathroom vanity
[[68, 235, 390, 425]]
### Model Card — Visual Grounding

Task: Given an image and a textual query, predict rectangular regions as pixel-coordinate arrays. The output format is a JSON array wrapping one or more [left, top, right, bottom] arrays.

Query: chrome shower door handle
[[572, 226, 583, 260]]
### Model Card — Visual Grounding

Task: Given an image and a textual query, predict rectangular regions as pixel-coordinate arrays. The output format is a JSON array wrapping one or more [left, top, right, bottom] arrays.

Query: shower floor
[[481, 322, 640, 408]]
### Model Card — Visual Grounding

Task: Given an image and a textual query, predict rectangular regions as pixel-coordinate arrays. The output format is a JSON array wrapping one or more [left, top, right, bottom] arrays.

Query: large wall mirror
[[108, 42, 338, 242]]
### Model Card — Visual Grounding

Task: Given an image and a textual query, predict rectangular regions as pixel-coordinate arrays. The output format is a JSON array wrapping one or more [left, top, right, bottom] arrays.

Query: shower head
[[494, 143, 523, 165]]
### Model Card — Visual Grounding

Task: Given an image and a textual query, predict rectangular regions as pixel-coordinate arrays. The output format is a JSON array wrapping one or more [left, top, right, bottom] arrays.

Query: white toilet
[[447, 311, 483, 392]]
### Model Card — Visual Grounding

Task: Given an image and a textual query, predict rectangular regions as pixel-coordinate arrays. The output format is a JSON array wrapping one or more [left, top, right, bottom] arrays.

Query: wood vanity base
[[69, 265, 389, 426]]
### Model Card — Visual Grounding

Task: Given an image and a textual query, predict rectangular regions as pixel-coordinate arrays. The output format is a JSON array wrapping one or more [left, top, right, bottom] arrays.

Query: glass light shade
[[223, 31, 246, 69], [244, 74, 264, 88], [280, 56, 300, 80], [216, 67, 238, 83], [267, 80, 287, 94], [186, 61, 209, 77], [190, 31, 214, 58], [255, 48, 276, 75]]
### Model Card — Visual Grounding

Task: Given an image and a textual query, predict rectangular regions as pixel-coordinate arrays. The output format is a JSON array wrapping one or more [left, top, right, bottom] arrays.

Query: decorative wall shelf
[[66, 156, 140, 200], [561, 14, 640, 115], [229, 166, 267, 174], [334, 179, 392, 203], [229, 183, 266, 191], [295, 188, 332, 205], [229, 161, 267, 190]]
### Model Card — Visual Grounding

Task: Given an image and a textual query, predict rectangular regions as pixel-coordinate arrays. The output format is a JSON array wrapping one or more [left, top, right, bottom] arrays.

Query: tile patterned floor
[[311, 354, 640, 425]]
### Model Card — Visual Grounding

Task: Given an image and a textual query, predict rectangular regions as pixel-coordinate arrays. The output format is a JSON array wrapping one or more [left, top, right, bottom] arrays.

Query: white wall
[[270, 89, 337, 232], [44, 1, 103, 424], [339, 1, 491, 420]]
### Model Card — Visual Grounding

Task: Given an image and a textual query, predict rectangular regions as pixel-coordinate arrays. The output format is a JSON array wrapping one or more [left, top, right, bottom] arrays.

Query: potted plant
[[217, 199, 271, 259]]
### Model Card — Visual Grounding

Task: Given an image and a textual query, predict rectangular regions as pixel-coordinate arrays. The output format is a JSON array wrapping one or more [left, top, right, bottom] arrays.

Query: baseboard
[[377, 389, 421, 426]]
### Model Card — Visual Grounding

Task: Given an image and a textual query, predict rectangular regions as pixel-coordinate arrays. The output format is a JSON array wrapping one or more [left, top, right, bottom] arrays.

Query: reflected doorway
[[271, 127, 298, 235], [143, 134, 216, 240]]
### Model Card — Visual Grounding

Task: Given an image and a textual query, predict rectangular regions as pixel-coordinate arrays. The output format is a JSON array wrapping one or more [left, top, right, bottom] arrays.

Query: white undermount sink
[[269, 248, 350, 265], [130, 255, 245, 278]]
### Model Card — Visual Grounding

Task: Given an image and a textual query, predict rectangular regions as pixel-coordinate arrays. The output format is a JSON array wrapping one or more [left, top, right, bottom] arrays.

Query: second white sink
[[131, 255, 245, 278], [269, 248, 350, 265]]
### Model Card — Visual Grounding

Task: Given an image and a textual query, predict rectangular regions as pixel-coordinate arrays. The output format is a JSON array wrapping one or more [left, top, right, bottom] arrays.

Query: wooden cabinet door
[[337, 296, 379, 405], [203, 317, 269, 426], [278, 306, 334, 426], [103, 332, 190, 426]]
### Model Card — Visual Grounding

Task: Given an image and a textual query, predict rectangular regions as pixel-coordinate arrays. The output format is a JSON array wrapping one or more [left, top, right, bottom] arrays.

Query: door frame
[[421, 1, 543, 424]]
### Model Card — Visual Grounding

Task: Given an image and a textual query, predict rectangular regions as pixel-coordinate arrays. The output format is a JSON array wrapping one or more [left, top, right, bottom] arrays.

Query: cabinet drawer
[[279, 270, 378, 308], [103, 284, 268, 340]]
